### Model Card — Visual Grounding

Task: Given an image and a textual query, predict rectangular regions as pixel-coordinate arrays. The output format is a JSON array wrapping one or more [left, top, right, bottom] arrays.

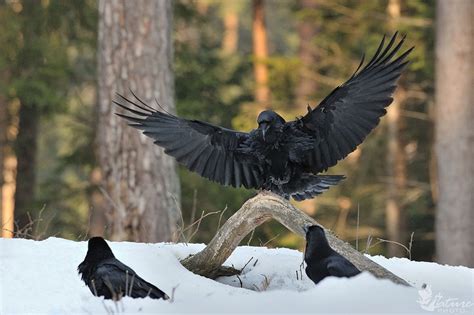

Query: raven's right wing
[[290, 33, 413, 173], [114, 93, 263, 189]]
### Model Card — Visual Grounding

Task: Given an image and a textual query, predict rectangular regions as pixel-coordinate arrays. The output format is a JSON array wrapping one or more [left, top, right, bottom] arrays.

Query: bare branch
[[181, 192, 409, 285]]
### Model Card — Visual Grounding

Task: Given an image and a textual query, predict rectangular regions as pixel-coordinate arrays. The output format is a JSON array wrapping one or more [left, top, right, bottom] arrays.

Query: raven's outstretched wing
[[114, 94, 262, 189], [293, 33, 413, 173]]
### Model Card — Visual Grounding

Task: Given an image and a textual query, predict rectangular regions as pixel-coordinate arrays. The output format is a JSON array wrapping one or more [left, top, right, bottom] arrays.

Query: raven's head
[[257, 110, 285, 142], [83, 237, 115, 264], [304, 225, 330, 261]]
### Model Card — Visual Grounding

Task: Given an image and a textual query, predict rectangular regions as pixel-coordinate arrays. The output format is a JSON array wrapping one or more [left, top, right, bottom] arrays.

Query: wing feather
[[115, 94, 262, 189], [293, 33, 412, 172]]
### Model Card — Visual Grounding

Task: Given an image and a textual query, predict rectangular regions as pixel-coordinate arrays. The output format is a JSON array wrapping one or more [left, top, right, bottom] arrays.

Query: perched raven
[[115, 33, 412, 201], [304, 225, 360, 284], [78, 237, 169, 300]]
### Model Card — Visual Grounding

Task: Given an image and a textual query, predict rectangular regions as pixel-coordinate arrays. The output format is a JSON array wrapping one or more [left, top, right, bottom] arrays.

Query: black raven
[[115, 33, 412, 201], [78, 237, 169, 300], [304, 225, 360, 284]]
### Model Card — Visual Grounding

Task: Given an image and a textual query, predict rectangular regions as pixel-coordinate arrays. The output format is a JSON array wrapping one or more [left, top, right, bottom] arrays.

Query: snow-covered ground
[[0, 237, 472, 314]]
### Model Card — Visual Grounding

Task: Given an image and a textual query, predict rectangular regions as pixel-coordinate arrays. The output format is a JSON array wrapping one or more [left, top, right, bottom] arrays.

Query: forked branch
[[180, 191, 409, 286]]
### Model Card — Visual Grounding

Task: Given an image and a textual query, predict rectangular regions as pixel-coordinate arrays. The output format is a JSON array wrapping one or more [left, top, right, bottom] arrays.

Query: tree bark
[[181, 192, 409, 286], [435, 0, 474, 266], [97, 0, 181, 242], [385, 0, 408, 258], [252, 0, 270, 105], [88, 167, 107, 237], [14, 104, 39, 232]]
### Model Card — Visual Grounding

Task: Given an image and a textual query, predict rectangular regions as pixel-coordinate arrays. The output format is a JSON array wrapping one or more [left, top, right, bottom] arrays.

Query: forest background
[[1, 0, 472, 267]]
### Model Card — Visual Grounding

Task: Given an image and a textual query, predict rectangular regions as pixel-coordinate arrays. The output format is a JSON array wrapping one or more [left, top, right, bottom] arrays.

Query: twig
[[356, 203, 360, 251], [128, 274, 135, 297], [263, 232, 281, 247], [299, 261, 305, 280], [188, 189, 198, 239], [240, 257, 254, 273], [365, 235, 373, 254], [259, 274, 271, 291], [246, 229, 255, 246], [408, 232, 414, 260], [171, 194, 187, 245], [368, 236, 414, 259], [187, 210, 220, 242], [236, 275, 243, 288], [217, 205, 228, 231], [168, 284, 179, 303]]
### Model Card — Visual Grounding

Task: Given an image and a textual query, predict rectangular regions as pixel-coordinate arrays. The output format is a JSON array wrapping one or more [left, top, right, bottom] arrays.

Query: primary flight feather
[[115, 33, 413, 201]]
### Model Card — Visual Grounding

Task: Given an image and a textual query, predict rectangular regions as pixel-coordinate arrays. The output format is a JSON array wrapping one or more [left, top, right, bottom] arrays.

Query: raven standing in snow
[[115, 33, 412, 201], [304, 225, 360, 284], [78, 237, 169, 300]]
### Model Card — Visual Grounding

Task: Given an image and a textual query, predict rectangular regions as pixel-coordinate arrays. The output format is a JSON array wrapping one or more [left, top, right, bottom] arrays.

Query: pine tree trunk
[[0, 98, 5, 222], [385, 0, 408, 257], [435, 0, 474, 266], [14, 104, 39, 232], [0, 97, 8, 237], [222, 8, 239, 54], [0, 96, 15, 238], [97, 0, 181, 242], [252, 0, 270, 105], [88, 167, 106, 237]]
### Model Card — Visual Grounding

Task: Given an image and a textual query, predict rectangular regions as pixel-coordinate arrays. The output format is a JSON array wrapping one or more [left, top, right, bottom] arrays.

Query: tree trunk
[[0, 97, 14, 238], [0, 96, 15, 238], [181, 192, 409, 286], [252, 0, 270, 105], [435, 0, 474, 266], [88, 167, 107, 237], [385, 90, 408, 257], [1, 156, 16, 238], [222, 7, 239, 54], [97, 0, 181, 242], [0, 98, 5, 227], [14, 104, 39, 232], [295, 0, 319, 108], [385, 0, 408, 258]]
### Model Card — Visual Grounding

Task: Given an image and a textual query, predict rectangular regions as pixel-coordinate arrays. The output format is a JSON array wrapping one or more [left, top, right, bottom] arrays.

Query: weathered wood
[[181, 191, 409, 285]]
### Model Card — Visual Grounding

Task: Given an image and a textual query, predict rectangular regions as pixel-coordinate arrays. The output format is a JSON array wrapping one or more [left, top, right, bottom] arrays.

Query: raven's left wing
[[114, 93, 263, 189], [291, 33, 413, 173]]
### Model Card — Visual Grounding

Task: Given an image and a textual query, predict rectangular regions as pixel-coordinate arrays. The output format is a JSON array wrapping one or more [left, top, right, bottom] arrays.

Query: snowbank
[[0, 237, 472, 314]]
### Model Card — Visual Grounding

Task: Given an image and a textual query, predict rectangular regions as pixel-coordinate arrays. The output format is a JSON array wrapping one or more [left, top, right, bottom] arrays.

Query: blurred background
[[0, 0, 472, 267]]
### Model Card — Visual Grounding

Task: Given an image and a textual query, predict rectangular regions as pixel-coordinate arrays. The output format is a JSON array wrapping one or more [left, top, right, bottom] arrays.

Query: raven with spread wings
[[115, 33, 412, 201]]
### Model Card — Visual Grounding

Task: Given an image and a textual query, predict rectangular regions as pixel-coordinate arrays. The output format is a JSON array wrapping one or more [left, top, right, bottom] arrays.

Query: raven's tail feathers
[[288, 174, 345, 201]]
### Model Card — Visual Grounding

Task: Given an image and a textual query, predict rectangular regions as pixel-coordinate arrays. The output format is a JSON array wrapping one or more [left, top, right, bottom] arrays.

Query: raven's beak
[[303, 224, 311, 234], [260, 122, 269, 141]]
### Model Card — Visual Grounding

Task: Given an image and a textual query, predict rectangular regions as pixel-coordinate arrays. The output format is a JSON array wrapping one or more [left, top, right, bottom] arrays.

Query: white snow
[[0, 237, 473, 314]]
